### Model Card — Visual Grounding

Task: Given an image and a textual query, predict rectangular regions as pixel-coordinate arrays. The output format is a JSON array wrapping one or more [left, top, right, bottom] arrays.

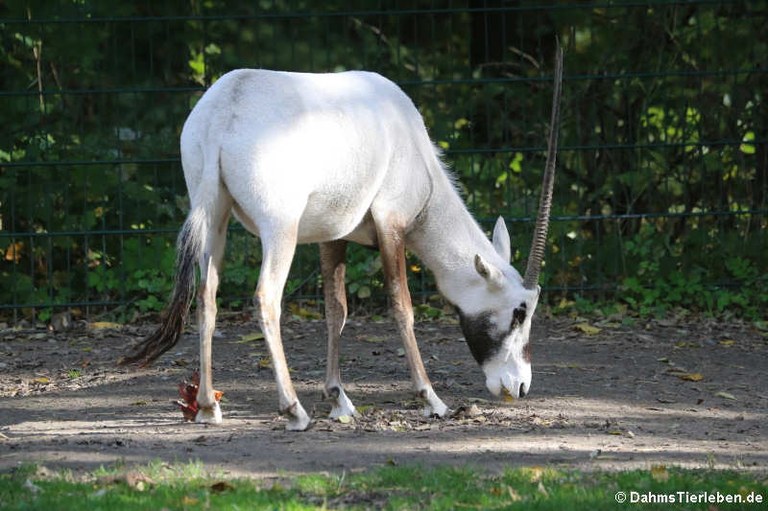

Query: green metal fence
[[1, 1, 766, 322]]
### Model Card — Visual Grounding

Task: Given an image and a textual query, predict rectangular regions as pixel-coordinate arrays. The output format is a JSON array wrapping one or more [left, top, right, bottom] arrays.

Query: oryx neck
[[405, 171, 507, 308]]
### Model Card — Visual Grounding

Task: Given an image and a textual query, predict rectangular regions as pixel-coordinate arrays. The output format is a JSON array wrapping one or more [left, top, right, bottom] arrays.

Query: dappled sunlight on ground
[[1, 316, 766, 476]]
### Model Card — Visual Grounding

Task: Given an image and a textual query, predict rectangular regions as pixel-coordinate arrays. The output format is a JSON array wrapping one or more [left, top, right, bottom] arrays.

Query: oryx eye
[[511, 302, 527, 329]]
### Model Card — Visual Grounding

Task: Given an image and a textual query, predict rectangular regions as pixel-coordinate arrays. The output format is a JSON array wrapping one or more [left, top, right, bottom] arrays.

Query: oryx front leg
[[319, 241, 357, 419], [256, 227, 311, 431], [376, 222, 449, 418]]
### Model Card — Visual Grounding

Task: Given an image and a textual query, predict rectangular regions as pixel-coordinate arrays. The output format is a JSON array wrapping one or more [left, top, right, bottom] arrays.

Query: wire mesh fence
[[1, 1, 766, 322]]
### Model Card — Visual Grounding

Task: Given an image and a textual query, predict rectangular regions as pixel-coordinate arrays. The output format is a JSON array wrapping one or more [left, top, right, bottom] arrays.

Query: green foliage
[[0, 1, 765, 321], [345, 246, 384, 302], [1, 462, 764, 510], [616, 220, 767, 319]]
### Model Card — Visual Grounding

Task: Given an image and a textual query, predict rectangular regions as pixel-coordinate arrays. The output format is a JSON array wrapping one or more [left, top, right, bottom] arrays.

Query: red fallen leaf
[[176, 371, 223, 422]]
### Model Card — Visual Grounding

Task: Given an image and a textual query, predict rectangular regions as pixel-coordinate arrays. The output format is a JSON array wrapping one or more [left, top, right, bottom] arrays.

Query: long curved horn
[[523, 41, 563, 290]]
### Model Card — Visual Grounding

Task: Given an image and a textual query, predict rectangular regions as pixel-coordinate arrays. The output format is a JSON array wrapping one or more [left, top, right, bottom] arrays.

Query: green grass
[[1, 461, 765, 510]]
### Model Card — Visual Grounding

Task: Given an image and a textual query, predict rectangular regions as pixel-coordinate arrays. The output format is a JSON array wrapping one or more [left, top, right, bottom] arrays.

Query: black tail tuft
[[119, 213, 202, 367]]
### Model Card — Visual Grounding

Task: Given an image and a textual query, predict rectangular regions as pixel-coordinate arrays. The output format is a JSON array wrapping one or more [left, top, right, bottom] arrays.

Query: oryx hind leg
[[319, 240, 357, 418], [255, 224, 311, 431], [195, 192, 232, 424], [374, 219, 449, 418]]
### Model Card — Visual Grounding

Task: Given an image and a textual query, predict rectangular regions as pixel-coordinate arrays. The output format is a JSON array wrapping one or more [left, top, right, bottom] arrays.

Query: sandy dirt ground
[[1, 313, 766, 478]]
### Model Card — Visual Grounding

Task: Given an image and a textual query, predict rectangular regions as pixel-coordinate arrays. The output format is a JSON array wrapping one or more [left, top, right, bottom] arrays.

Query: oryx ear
[[492, 216, 511, 262], [474, 254, 505, 289]]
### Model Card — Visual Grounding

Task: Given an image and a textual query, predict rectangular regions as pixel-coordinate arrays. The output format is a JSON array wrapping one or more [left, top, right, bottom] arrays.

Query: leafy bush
[[0, 1, 765, 322]]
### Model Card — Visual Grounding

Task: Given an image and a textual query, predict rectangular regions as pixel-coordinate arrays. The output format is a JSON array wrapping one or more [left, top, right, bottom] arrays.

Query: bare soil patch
[[1, 314, 766, 477]]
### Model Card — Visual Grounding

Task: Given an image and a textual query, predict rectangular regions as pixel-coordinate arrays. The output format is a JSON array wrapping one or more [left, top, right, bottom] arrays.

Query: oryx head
[[459, 44, 563, 400]]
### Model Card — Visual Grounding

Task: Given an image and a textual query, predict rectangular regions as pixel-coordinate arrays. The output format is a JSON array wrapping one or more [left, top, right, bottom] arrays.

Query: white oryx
[[123, 46, 563, 431]]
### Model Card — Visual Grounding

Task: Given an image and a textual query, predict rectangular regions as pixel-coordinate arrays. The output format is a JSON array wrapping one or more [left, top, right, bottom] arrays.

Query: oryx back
[[180, 69, 436, 245]]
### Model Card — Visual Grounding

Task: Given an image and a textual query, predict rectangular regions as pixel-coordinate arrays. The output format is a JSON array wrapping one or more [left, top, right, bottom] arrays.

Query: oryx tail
[[120, 206, 206, 366]]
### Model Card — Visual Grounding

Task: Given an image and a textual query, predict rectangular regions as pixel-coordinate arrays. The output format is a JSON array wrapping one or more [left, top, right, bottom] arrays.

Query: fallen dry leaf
[[337, 415, 353, 424], [177, 371, 223, 422], [288, 303, 322, 320], [99, 471, 155, 491], [361, 335, 386, 343], [452, 404, 481, 419], [676, 372, 704, 382], [574, 322, 601, 335], [237, 332, 264, 343], [525, 466, 546, 483], [715, 391, 737, 400], [651, 464, 669, 482], [490, 485, 522, 502], [4, 241, 24, 263], [89, 321, 122, 330]]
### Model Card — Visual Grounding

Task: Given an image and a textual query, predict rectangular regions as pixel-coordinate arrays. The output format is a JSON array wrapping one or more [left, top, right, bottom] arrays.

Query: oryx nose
[[519, 383, 528, 398]]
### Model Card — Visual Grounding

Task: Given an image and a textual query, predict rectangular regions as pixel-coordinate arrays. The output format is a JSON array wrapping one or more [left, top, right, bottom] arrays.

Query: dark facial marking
[[458, 302, 530, 366], [457, 310, 501, 365], [511, 302, 527, 329], [514, 302, 531, 363]]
